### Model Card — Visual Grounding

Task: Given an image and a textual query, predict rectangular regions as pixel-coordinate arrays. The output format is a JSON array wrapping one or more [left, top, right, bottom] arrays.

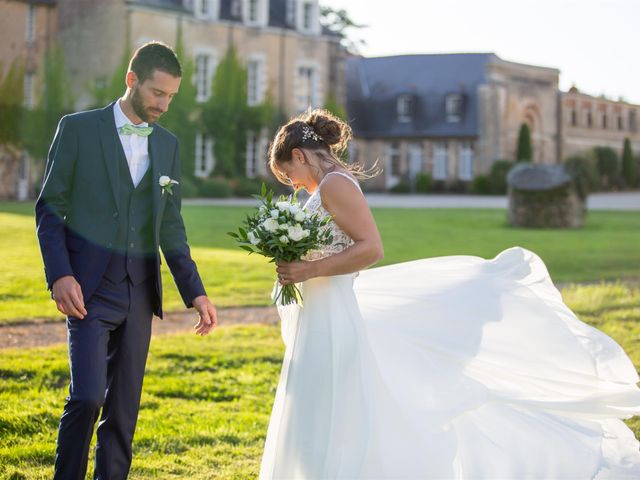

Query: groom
[[35, 41, 217, 479]]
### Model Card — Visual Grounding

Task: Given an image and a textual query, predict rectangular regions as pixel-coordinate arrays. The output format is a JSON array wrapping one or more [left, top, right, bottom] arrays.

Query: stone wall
[[560, 90, 640, 160], [508, 186, 585, 228], [478, 57, 560, 172], [0, 0, 57, 107]]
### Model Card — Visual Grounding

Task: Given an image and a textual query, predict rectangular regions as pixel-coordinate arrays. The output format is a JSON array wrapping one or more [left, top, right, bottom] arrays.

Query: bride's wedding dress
[[259, 171, 640, 479]]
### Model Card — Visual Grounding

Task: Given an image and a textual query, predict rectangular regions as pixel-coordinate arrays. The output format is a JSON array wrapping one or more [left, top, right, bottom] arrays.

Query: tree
[[564, 151, 599, 199], [621, 138, 637, 188], [0, 58, 25, 145], [159, 24, 198, 180], [516, 123, 532, 162], [90, 47, 130, 108], [593, 146, 619, 189], [320, 6, 367, 54], [489, 160, 513, 194], [323, 93, 347, 121], [23, 43, 73, 159], [201, 46, 280, 178], [202, 46, 248, 177], [322, 93, 352, 162]]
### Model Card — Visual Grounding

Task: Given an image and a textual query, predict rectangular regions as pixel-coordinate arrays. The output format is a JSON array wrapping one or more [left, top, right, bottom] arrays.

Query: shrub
[[263, 178, 292, 197], [471, 175, 492, 194], [449, 180, 471, 193], [414, 173, 432, 193], [593, 146, 619, 189], [232, 177, 264, 197], [198, 177, 233, 198], [389, 181, 411, 194], [430, 180, 447, 193], [563, 152, 599, 199], [622, 138, 637, 188], [489, 160, 513, 194], [516, 123, 533, 162], [179, 177, 199, 198]]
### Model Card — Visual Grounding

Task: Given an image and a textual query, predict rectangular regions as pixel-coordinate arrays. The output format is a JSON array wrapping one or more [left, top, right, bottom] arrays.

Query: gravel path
[[184, 191, 640, 211], [2, 281, 637, 350], [0, 306, 279, 350]]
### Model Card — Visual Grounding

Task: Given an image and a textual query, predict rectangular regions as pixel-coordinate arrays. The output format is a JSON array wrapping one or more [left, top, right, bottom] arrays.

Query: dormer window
[[194, 0, 218, 20], [286, 0, 297, 26], [297, 0, 320, 34], [445, 93, 464, 123], [230, 0, 242, 17], [243, 0, 268, 27], [248, 0, 258, 22], [302, 1, 314, 30], [397, 94, 413, 123]]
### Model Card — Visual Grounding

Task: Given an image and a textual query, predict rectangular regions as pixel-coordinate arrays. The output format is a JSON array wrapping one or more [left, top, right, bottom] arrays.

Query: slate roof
[[346, 53, 498, 139], [18, 0, 56, 4], [127, 0, 189, 13]]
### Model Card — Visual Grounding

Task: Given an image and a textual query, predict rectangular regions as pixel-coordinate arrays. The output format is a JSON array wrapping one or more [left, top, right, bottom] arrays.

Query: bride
[[258, 109, 640, 479]]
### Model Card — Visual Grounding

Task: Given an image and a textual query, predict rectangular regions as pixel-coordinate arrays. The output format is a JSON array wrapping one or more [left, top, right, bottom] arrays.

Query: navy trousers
[[54, 274, 155, 480]]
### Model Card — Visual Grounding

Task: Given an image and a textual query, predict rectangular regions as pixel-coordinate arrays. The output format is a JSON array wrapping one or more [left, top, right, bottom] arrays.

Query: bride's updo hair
[[268, 108, 380, 186]]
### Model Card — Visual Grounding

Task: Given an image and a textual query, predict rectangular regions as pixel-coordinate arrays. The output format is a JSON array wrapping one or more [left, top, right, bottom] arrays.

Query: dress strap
[[319, 171, 362, 191]]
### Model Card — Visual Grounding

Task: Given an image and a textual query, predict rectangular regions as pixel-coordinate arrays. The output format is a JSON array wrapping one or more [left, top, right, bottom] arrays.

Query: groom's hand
[[192, 295, 218, 336], [51, 275, 88, 319]]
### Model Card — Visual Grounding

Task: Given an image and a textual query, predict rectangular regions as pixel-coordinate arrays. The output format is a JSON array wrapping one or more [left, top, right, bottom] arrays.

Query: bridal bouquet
[[228, 183, 333, 305]]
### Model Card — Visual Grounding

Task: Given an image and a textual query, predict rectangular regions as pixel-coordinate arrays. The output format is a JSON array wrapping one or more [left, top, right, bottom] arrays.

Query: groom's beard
[[131, 87, 162, 124]]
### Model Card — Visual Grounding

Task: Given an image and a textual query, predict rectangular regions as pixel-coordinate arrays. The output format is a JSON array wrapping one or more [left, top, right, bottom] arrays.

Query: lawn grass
[[0, 324, 282, 479], [1, 201, 639, 324], [0, 281, 639, 478]]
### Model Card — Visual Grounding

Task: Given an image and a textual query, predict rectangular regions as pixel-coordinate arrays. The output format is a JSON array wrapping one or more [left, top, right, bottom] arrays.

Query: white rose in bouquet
[[247, 230, 260, 245], [262, 218, 280, 232], [287, 225, 307, 242]]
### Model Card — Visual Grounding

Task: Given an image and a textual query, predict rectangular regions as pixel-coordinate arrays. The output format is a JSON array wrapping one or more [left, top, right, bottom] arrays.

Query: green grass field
[[1, 201, 639, 324], [2, 201, 639, 478], [1, 281, 639, 479]]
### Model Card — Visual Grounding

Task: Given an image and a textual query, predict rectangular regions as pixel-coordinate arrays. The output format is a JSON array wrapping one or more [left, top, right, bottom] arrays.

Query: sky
[[321, 0, 639, 104]]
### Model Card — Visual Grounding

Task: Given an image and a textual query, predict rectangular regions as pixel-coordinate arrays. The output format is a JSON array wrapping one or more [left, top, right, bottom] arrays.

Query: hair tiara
[[301, 124, 323, 143]]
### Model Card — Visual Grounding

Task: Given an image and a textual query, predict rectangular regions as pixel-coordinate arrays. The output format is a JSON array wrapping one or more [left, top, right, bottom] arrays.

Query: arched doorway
[[521, 103, 544, 163]]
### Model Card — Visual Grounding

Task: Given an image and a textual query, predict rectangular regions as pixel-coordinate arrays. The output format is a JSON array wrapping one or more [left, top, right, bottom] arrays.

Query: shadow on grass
[[0, 202, 35, 217]]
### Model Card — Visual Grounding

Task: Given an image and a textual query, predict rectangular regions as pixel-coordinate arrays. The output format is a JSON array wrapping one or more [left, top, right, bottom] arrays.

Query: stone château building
[[0, 0, 344, 189], [0, 0, 57, 200], [1, 1, 639, 196], [346, 53, 640, 191], [56, 0, 345, 179]]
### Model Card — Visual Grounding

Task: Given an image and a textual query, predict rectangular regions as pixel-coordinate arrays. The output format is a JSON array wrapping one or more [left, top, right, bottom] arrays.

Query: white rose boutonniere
[[159, 175, 179, 195]]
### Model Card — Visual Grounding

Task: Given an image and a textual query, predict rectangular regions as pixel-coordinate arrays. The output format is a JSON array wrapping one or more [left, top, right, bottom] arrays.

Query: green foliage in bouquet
[[228, 183, 334, 305]]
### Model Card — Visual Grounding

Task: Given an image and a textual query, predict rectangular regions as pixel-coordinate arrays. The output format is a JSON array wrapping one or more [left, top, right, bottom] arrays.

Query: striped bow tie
[[118, 124, 153, 137]]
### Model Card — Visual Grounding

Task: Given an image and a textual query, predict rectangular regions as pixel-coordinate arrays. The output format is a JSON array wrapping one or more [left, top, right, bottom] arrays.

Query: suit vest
[[103, 140, 156, 285]]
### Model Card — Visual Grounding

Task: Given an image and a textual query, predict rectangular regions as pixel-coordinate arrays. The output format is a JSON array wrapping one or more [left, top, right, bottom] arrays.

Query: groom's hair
[[128, 41, 182, 83]]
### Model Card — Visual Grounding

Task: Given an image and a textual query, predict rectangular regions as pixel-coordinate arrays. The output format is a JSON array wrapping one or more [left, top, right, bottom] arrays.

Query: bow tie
[[118, 124, 153, 137]]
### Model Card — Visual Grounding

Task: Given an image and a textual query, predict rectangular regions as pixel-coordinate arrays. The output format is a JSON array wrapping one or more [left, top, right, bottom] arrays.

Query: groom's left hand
[[192, 296, 218, 336]]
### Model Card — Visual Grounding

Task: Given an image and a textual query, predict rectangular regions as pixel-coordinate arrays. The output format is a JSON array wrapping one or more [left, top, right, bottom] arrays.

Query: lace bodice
[[302, 171, 363, 262]]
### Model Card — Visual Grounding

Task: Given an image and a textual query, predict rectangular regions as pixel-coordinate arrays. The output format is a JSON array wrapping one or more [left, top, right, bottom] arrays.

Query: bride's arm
[[276, 175, 384, 282]]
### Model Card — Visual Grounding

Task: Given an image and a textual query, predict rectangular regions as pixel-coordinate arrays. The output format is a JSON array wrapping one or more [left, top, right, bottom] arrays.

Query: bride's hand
[[275, 260, 315, 285]]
